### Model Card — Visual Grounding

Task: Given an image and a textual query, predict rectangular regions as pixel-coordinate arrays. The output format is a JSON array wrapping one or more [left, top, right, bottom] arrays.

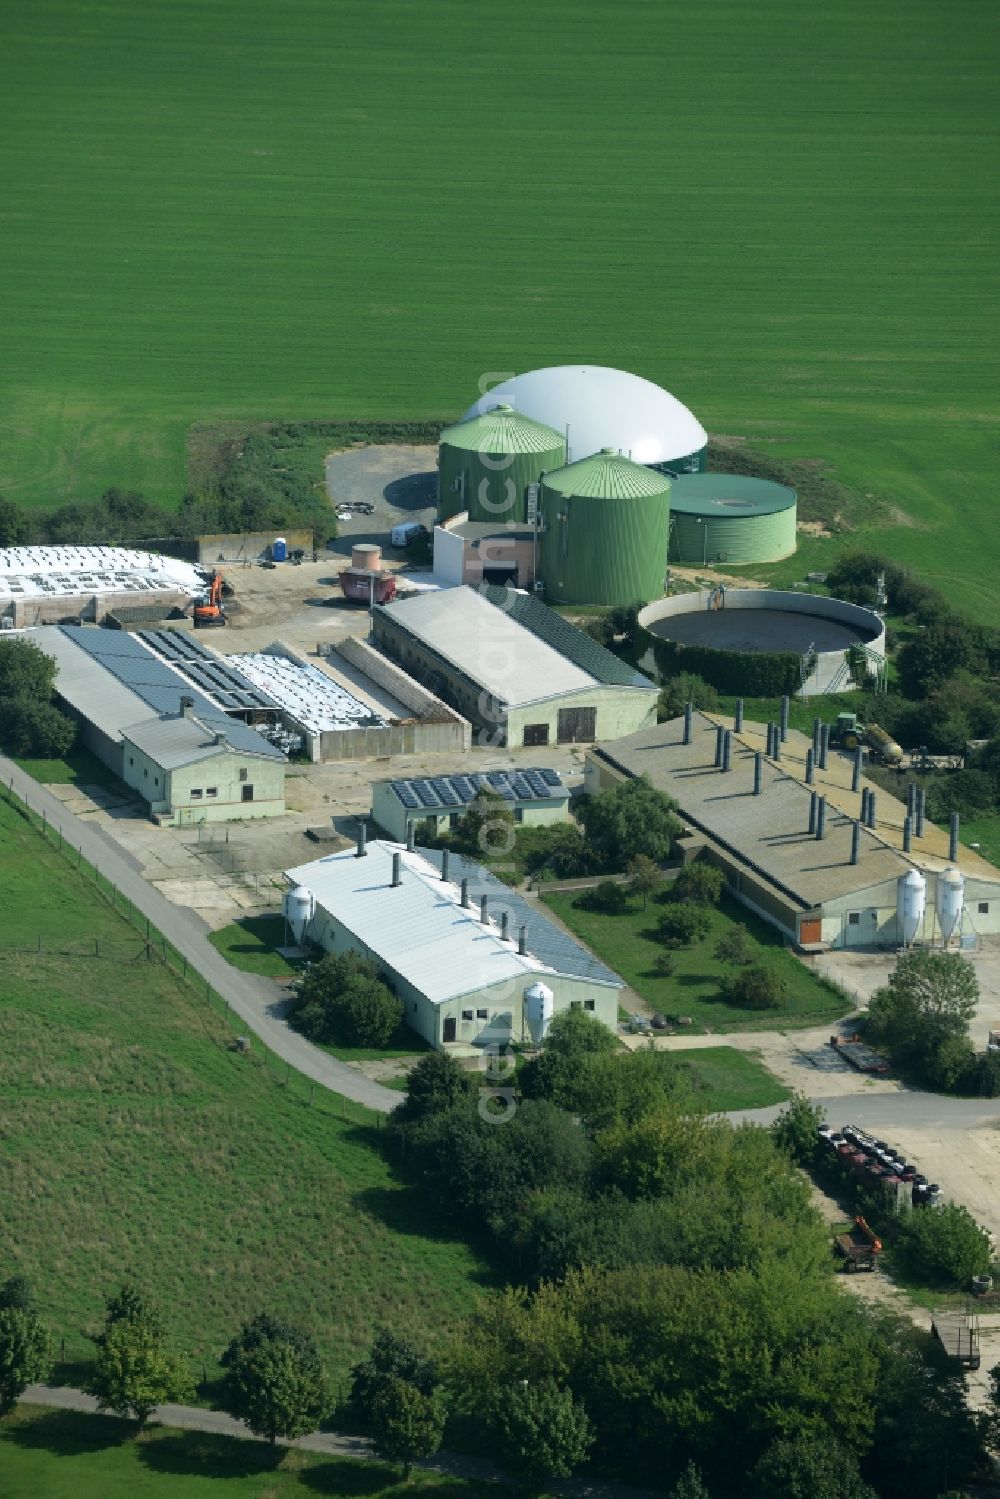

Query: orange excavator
[[193, 571, 227, 629]]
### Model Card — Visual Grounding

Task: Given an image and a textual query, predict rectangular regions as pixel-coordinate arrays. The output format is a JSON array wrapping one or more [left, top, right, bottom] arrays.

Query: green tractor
[[831, 712, 903, 766]]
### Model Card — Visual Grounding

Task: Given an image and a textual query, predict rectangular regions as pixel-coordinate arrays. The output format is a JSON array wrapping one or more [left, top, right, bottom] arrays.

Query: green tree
[[450, 788, 516, 861], [714, 926, 754, 966], [771, 1093, 826, 1167], [0, 1277, 51, 1416], [627, 854, 663, 910], [656, 672, 720, 722], [370, 1375, 446, 1479], [721, 963, 787, 1009], [0, 639, 57, 700], [893, 1204, 991, 1288], [669, 1462, 712, 1498], [669, 863, 724, 906], [577, 776, 680, 870], [220, 1313, 328, 1446], [397, 1050, 474, 1122], [518, 1007, 618, 1108], [748, 1432, 876, 1499], [867, 951, 978, 1081], [288, 951, 403, 1047], [87, 1289, 191, 1430], [652, 952, 676, 978], [0, 498, 30, 546], [657, 905, 711, 948], [487, 1377, 593, 1492], [516, 821, 592, 880], [2, 700, 76, 758], [350, 1330, 436, 1412]]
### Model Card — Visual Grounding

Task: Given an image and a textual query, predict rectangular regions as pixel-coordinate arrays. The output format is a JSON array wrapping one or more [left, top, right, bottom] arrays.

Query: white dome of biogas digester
[[463, 366, 707, 469], [523, 981, 555, 1046], [283, 885, 315, 945]]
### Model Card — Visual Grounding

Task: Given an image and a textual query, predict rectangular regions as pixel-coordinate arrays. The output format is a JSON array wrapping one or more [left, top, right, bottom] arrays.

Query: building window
[[207, 787, 218, 798], [461, 1009, 474, 1022], [241, 784, 254, 803], [449, 812, 460, 828], [513, 807, 524, 824], [239, 768, 248, 782], [128, 756, 133, 766], [191, 789, 203, 799], [848, 912, 861, 926], [571, 1000, 582, 1010], [154, 776, 159, 787], [143, 768, 148, 779], [476, 1008, 488, 1020], [979, 902, 990, 914], [584, 999, 595, 1011], [523, 723, 549, 747]]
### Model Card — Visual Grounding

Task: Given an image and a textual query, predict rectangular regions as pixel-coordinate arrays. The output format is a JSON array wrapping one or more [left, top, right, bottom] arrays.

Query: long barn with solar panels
[[371, 767, 571, 843]]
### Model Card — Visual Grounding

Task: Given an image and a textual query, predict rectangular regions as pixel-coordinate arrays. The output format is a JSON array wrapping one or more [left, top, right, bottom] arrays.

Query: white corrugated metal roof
[[376, 587, 592, 707], [286, 841, 621, 1005], [464, 366, 707, 466], [0, 546, 205, 602]]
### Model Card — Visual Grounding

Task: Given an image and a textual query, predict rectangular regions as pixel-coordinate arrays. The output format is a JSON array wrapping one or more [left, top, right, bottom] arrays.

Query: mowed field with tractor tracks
[[0, 1, 998, 614]]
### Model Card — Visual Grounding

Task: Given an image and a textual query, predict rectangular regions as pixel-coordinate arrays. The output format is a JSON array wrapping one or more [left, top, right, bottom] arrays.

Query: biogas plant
[[431, 364, 880, 697]]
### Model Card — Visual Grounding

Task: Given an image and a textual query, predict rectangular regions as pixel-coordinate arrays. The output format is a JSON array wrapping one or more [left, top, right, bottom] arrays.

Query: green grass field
[[1, 2, 997, 615], [661, 1046, 789, 1112], [207, 915, 300, 978], [0, 797, 491, 1382], [0, 1409, 490, 1499], [13, 749, 123, 789], [542, 889, 851, 1032]]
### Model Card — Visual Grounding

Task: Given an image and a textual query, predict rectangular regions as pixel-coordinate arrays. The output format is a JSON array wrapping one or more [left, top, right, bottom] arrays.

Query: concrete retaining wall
[[637, 588, 885, 698], [196, 529, 314, 565]]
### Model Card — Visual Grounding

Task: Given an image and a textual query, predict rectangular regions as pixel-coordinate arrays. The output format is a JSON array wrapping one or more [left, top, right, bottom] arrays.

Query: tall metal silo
[[667, 474, 797, 565], [537, 450, 671, 606], [437, 405, 566, 524]]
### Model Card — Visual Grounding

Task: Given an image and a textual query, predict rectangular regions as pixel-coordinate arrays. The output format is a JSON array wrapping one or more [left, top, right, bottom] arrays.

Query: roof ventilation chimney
[[734, 698, 744, 733], [867, 792, 877, 830], [772, 725, 781, 763], [915, 787, 926, 838], [780, 695, 789, 743], [180, 695, 195, 719], [460, 877, 470, 908], [721, 729, 732, 772], [850, 821, 861, 866], [815, 795, 827, 840], [818, 722, 829, 770], [714, 723, 725, 768], [808, 790, 818, 835], [903, 815, 912, 853], [753, 751, 762, 796], [852, 747, 863, 793], [406, 823, 415, 853], [355, 823, 367, 858], [950, 812, 960, 863], [518, 925, 527, 955], [213, 731, 226, 746], [441, 849, 450, 883], [480, 895, 489, 925], [501, 911, 510, 942], [682, 702, 693, 745], [391, 852, 402, 887], [805, 748, 814, 785]]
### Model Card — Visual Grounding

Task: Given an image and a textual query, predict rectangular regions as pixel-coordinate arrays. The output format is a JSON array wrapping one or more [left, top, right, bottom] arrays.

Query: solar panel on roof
[[412, 780, 442, 807], [540, 768, 562, 787], [524, 769, 549, 796], [510, 772, 535, 800], [391, 781, 420, 808], [431, 777, 460, 806], [487, 772, 515, 799], [453, 777, 476, 803]]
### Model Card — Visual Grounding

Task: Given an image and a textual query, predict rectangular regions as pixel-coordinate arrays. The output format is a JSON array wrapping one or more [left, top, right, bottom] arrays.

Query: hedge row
[[644, 628, 801, 696]]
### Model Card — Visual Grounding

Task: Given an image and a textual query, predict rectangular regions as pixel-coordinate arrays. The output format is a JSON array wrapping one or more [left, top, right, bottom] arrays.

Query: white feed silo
[[283, 884, 316, 945], [523, 981, 555, 1046], [896, 869, 926, 947], [935, 867, 965, 943]]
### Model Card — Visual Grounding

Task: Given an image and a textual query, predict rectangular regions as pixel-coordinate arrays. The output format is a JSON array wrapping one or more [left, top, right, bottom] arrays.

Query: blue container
[[272, 537, 287, 562]]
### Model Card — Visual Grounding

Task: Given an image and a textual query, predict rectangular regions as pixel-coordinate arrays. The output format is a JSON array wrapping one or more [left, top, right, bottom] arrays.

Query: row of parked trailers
[[818, 1123, 942, 1212]]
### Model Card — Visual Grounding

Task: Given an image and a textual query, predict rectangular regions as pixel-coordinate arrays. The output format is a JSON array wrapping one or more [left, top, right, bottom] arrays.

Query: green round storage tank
[[668, 474, 797, 565], [437, 405, 566, 523], [538, 450, 671, 606]]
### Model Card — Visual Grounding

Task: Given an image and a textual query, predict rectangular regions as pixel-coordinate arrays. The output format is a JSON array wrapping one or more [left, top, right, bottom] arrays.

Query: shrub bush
[[577, 880, 629, 914], [721, 964, 787, 1010], [288, 952, 404, 1047], [656, 905, 711, 948], [893, 1204, 992, 1288], [668, 863, 724, 906]]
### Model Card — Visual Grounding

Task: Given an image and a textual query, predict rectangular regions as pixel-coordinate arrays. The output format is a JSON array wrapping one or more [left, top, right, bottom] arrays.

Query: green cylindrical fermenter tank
[[437, 404, 566, 523], [668, 474, 797, 565], [538, 450, 671, 606]]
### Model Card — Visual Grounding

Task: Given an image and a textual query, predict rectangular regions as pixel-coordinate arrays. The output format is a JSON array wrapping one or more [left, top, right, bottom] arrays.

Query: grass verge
[[541, 889, 851, 1033], [0, 795, 492, 1384], [661, 1046, 789, 1112], [207, 916, 301, 978], [12, 750, 124, 789], [0, 1408, 492, 1499]]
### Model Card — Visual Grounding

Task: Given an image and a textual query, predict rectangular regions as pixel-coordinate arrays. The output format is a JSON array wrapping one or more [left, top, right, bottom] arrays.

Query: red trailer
[[338, 567, 397, 604]]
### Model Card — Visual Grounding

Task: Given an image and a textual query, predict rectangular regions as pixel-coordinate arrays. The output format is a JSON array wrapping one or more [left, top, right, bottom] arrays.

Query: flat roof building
[[286, 839, 623, 1049], [587, 711, 1000, 950], [370, 585, 657, 748]]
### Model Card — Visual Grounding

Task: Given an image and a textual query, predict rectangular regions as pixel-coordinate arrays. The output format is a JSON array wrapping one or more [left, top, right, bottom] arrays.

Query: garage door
[[557, 706, 597, 744]]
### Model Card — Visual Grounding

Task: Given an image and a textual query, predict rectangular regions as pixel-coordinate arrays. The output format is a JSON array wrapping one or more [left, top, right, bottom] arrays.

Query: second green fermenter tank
[[437, 405, 566, 523], [667, 474, 797, 565], [537, 450, 671, 606]]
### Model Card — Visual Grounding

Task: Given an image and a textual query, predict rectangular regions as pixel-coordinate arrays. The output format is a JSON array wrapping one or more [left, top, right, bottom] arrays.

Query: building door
[[241, 784, 254, 803], [557, 706, 597, 744], [523, 723, 549, 747], [799, 917, 821, 945], [443, 1017, 456, 1043]]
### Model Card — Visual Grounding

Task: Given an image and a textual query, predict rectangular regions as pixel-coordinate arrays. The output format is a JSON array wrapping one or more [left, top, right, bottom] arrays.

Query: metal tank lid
[[668, 472, 796, 517], [438, 405, 565, 455], [542, 448, 671, 500]]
